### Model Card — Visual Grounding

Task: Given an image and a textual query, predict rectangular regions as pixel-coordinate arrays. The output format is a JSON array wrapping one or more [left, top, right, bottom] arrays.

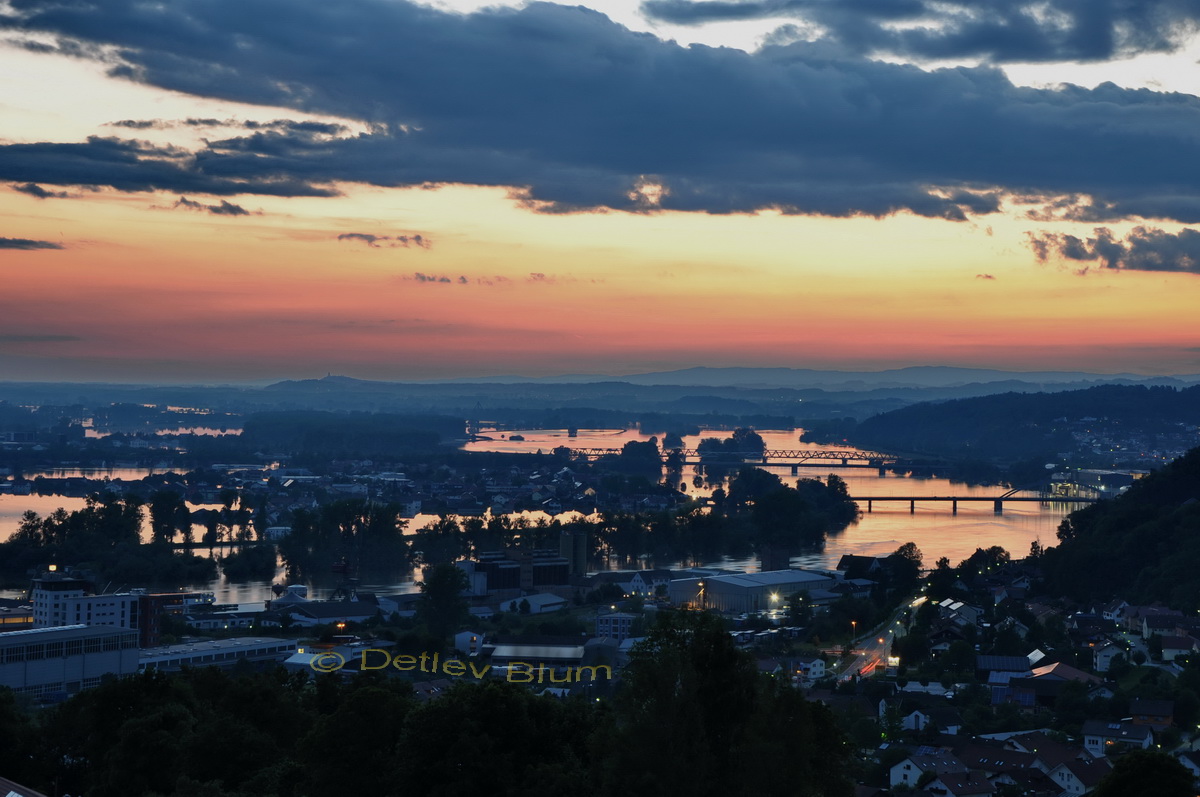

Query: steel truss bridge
[[564, 447, 897, 467]]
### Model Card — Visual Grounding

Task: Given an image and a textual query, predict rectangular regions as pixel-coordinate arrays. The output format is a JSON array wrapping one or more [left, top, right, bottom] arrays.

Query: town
[[2, 378, 1200, 796]]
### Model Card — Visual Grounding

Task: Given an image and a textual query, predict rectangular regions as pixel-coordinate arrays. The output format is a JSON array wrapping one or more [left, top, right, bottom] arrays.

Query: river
[[463, 427, 1076, 572], [0, 428, 1079, 603]]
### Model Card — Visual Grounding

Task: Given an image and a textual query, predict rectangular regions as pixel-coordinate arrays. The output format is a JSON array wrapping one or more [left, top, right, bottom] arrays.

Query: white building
[[31, 571, 140, 633]]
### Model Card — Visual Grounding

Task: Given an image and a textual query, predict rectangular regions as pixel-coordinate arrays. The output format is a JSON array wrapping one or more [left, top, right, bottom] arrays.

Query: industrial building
[[0, 624, 140, 701], [668, 569, 835, 613], [139, 637, 297, 672]]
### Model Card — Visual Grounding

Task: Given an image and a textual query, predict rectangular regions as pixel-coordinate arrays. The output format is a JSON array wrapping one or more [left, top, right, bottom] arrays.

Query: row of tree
[[1, 611, 855, 797], [0, 494, 217, 585]]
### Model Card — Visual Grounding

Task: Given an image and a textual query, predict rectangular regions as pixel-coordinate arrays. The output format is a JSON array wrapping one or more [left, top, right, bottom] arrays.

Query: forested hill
[[1041, 446, 1200, 605], [801, 384, 1200, 461]]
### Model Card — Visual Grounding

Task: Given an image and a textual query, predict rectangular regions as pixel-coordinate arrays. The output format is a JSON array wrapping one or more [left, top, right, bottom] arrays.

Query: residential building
[[1048, 758, 1111, 795], [1130, 698, 1174, 731], [793, 655, 825, 681], [889, 752, 968, 789], [595, 612, 636, 642], [1081, 719, 1153, 758]]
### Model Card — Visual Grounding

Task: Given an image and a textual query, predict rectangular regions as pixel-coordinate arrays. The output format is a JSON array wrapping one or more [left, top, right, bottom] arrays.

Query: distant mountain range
[[3, 368, 1198, 425], [410, 366, 1200, 391]]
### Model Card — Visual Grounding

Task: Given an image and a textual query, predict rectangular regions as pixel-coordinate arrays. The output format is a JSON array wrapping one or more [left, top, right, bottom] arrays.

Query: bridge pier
[[878, 467, 887, 477], [994, 499, 1003, 514], [867, 499, 873, 513], [791, 464, 798, 475], [909, 500, 915, 514], [952, 499, 957, 515], [841, 458, 848, 466]]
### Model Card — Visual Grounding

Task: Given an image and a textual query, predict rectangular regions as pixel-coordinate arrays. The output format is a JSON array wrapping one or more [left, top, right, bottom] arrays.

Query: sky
[[2, 0, 1200, 383]]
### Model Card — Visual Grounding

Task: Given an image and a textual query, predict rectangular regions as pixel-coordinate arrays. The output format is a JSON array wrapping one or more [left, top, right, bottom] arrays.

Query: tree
[[398, 681, 594, 796], [149, 490, 188, 544], [416, 563, 469, 644], [894, 542, 923, 568], [1148, 634, 1164, 662], [600, 610, 854, 796], [617, 438, 661, 475], [299, 686, 412, 795], [1093, 749, 1194, 797]]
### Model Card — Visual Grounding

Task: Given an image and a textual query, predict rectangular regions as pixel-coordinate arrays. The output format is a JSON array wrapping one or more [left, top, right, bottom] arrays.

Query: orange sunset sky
[[2, 0, 1200, 382]]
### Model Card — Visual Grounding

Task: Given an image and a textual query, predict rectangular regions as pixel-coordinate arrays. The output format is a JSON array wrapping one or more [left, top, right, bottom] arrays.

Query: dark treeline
[[278, 500, 413, 580], [278, 470, 858, 579], [802, 384, 1200, 463], [0, 466, 859, 588], [696, 426, 768, 462], [0, 612, 854, 797], [0, 493, 217, 585], [241, 411, 463, 455], [1041, 445, 1200, 605]]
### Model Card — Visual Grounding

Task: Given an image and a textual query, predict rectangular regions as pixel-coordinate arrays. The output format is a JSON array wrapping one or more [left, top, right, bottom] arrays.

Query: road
[[838, 593, 926, 681]]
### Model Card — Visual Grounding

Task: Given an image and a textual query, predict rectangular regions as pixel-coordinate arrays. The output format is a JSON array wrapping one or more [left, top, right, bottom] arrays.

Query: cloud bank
[[641, 0, 1200, 64], [1028, 226, 1200, 274], [2, 1, 1200, 221], [337, 233, 430, 248], [0, 236, 63, 250]]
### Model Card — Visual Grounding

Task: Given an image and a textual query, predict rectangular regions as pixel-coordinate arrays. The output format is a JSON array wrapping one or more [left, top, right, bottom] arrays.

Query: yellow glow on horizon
[[3, 176, 1199, 380]]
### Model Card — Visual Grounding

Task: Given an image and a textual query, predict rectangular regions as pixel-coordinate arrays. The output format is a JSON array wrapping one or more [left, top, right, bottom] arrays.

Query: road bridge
[[859, 493, 1100, 514]]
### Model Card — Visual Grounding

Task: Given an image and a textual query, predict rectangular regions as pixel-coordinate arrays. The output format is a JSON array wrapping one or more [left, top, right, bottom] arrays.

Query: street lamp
[[851, 619, 857, 638]]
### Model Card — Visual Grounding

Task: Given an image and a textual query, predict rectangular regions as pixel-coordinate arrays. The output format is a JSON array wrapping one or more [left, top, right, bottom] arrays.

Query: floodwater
[[465, 427, 1076, 572], [0, 428, 1080, 603]]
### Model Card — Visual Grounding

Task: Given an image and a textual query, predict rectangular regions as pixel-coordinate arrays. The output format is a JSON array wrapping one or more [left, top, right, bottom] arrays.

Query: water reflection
[[0, 427, 1077, 603], [467, 427, 1075, 574]]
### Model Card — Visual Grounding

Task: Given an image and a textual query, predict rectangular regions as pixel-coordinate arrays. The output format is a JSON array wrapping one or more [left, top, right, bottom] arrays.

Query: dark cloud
[[209, 199, 250, 215], [412, 272, 452, 283], [0, 334, 80, 343], [3, 2, 1200, 220], [12, 182, 72, 199], [109, 117, 350, 134], [172, 196, 251, 215], [337, 232, 430, 248], [0, 136, 338, 197], [0, 236, 63, 250], [641, 0, 1200, 64], [110, 119, 165, 129], [404, 272, 528, 286], [1028, 226, 1200, 274]]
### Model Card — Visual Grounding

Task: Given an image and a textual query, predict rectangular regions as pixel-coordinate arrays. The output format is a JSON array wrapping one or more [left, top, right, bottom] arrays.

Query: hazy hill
[[422, 365, 1200, 390], [802, 384, 1200, 460]]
